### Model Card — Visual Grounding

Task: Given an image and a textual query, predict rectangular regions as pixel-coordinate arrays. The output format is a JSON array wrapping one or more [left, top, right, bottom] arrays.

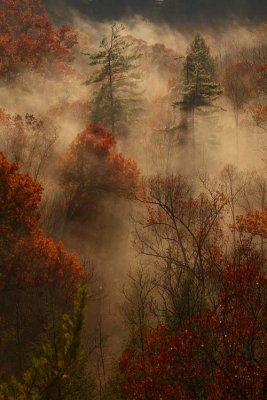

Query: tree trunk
[[108, 52, 115, 136]]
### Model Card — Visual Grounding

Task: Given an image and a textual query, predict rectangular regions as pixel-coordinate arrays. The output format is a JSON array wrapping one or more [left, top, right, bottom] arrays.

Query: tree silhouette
[[84, 24, 143, 136]]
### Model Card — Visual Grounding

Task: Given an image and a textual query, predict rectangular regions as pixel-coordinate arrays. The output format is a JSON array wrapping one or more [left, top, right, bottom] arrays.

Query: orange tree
[[0, 0, 77, 80], [59, 124, 139, 221], [0, 152, 86, 379]]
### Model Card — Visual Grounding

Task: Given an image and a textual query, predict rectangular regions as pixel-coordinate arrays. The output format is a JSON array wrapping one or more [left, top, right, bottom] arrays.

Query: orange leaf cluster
[[59, 124, 139, 220], [0, 0, 77, 78], [250, 103, 267, 130], [235, 207, 267, 238], [0, 152, 86, 297]]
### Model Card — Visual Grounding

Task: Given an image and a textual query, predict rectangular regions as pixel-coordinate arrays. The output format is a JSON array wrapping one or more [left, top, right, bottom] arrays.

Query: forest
[[0, 0, 267, 399]]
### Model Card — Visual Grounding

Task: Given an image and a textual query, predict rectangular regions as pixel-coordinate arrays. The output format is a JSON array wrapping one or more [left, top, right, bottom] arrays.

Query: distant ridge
[[43, 0, 267, 27]]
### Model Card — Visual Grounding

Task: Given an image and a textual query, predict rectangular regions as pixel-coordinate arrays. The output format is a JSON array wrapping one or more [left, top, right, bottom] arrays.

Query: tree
[[134, 175, 227, 308], [119, 177, 267, 399], [59, 124, 139, 221], [222, 63, 256, 164], [223, 63, 255, 128], [0, 0, 77, 81], [255, 63, 267, 95], [120, 325, 210, 400], [0, 152, 86, 379], [220, 165, 249, 248], [250, 103, 267, 131], [234, 205, 267, 243], [84, 23, 143, 136], [121, 265, 157, 354], [176, 33, 221, 132], [0, 287, 96, 400], [148, 91, 183, 175], [0, 109, 58, 181], [206, 261, 267, 400], [119, 254, 267, 399]]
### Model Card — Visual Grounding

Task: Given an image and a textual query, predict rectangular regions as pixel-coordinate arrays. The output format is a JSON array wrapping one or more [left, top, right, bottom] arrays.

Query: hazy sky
[[44, 0, 267, 26]]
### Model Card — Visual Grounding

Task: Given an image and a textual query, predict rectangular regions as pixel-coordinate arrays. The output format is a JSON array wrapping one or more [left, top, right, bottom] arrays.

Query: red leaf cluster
[[59, 124, 139, 220], [120, 260, 267, 399], [0, 0, 77, 78], [235, 207, 267, 238], [0, 152, 86, 297], [120, 326, 209, 399]]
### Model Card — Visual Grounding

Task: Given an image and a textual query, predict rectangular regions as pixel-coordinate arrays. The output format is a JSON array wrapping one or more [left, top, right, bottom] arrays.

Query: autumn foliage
[[0, 151, 85, 294], [0, 152, 86, 377], [0, 0, 77, 79], [120, 325, 209, 399], [250, 103, 267, 131], [120, 260, 267, 400], [206, 262, 267, 400], [0, 151, 42, 233], [1, 3, 267, 396], [118, 175, 267, 399], [59, 124, 139, 220]]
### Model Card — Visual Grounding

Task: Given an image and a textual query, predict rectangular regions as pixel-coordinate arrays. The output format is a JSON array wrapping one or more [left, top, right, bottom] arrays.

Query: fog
[[1, 5, 267, 387]]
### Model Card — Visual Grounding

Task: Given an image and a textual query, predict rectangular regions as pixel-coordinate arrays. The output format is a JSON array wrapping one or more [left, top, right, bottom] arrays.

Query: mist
[[1, 1, 267, 397]]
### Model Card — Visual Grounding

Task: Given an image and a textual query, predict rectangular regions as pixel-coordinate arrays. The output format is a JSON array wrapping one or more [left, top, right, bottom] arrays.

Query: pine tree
[[84, 23, 143, 136], [176, 33, 221, 129]]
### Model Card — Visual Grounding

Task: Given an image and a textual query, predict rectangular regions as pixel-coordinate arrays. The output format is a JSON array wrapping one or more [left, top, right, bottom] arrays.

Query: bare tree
[[133, 175, 227, 327], [223, 63, 255, 164], [220, 165, 250, 248], [0, 113, 57, 181], [121, 265, 157, 353]]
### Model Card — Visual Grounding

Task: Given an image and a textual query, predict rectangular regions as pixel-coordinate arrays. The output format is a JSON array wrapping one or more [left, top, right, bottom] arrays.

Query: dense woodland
[[1, 1, 267, 399]]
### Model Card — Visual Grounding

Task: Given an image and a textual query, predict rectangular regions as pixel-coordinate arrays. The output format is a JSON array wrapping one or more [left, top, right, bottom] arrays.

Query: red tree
[[0, 151, 85, 295], [119, 204, 267, 400], [0, 152, 86, 377], [206, 262, 267, 400], [120, 258, 267, 399], [0, 0, 77, 79], [120, 325, 210, 400], [59, 124, 139, 220]]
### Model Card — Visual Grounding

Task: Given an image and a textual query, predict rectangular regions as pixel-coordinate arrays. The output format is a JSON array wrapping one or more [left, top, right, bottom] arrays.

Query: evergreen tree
[[176, 33, 221, 128], [84, 23, 143, 136]]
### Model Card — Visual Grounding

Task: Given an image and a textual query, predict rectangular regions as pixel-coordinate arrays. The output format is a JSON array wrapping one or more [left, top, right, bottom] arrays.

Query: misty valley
[[0, 1, 267, 399]]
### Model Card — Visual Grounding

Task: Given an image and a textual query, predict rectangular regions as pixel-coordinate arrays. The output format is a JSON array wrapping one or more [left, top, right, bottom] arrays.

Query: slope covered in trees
[[43, 0, 267, 27], [0, 152, 89, 389], [1, 0, 267, 398]]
